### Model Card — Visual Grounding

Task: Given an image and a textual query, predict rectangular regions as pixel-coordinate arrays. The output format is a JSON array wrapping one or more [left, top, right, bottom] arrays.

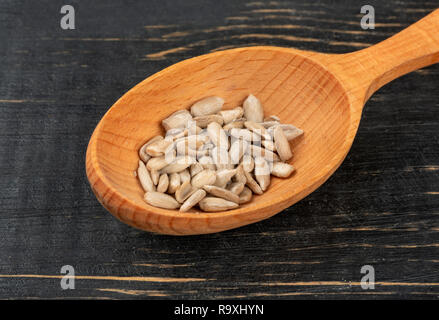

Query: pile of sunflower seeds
[[137, 94, 303, 212]]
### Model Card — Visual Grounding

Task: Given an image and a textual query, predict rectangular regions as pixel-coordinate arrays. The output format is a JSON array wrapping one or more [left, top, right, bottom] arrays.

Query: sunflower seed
[[234, 164, 247, 184], [229, 139, 249, 164], [146, 138, 173, 157], [165, 128, 187, 141], [179, 169, 191, 183], [156, 174, 169, 193], [271, 162, 295, 178], [180, 189, 207, 212], [191, 169, 217, 188], [144, 191, 180, 209], [244, 170, 263, 195], [273, 125, 293, 161], [203, 185, 240, 203], [198, 155, 216, 170], [261, 121, 280, 128], [248, 145, 280, 162], [146, 151, 176, 171], [211, 146, 232, 170], [219, 107, 244, 124], [223, 120, 245, 131], [161, 156, 196, 174], [162, 109, 193, 131], [268, 124, 303, 141], [214, 169, 237, 188], [228, 182, 245, 195], [194, 114, 224, 128], [190, 163, 204, 177], [168, 172, 181, 194], [244, 121, 271, 140], [230, 128, 261, 142], [254, 157, 271, 191], [199, 197, 239, 212], [238, 187, 253, 204], [150, 169, 160, 185], [137, 160, 156, 192], [175, 180, 197, 203], [261, 140, 276, 151], [139, 135, 163, 162], [207, 122, 229, 150], [190, 96, 224, 117], [240, 155, 254, 172], [243, 94, 264, 123]]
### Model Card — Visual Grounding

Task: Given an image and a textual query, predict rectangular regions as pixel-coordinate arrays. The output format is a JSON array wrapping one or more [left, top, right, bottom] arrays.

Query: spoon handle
[[323, 9, 439, 103]]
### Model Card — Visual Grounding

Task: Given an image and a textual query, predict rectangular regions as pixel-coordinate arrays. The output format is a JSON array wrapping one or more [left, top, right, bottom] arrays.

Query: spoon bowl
[[86, 10, 439, 235]]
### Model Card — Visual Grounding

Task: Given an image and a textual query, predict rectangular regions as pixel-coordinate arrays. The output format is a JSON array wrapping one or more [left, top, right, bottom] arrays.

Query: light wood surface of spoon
[[86, 10, 439, 235]]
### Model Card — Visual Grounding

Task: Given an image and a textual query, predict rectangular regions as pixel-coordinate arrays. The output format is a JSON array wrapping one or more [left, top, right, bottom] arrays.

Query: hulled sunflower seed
[[223, 120, 245, 131], [165, 128, 188, 141], [244, 170, 263, 195], [146, 151, 176, 171], [244, 121, 271, 140], [150, 169, 160, 186], [230, 139, 249, 164], [139, 135, 163, 162], [240, 155, 254, 172], [219, 107, 244, 124], [175, 180, 197, 203], [271, 162, 295, 178], [234, 164, 247, 184], [261, 121, 280, 128], [203, 185, 240, 203], [248, 145, 280, 162], [254, 157, 271, 191], [144, 192, 180, 209], [268, 124, 303, 141], [190, 163, 204, 177], [211, 146, 233, 170], [168, 172, 181, 194], [191, 169, 217, 188], [238, 187, 253, 204], [273, 125, 293, 162], [198, 155, 216, 170], [161, 156, 196, 174], [262, 140, 276, 151], [179, 169, 191, 184], [228, 182, 245, 195], [137, 160, 156, 192], [243, 94, 264, 123], [199, 197, 239, 212], [157, 173, 169, 193], [207, 122, 229, 150], [194, 114, 224, 128], [230, 128, 261, 142], [162, 109, 193, 131], [180, 189, 207, 212], [146, 138, 173, 157], [190, 96, 224, 117], [214, 169, 237, 188]]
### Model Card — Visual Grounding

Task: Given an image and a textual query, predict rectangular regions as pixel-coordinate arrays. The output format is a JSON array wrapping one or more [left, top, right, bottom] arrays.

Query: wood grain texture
[[1, 0, 439, 299]]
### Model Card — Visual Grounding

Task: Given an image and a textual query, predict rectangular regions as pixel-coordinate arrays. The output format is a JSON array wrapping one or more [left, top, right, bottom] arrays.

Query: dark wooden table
[[1, 0, 438, 299]]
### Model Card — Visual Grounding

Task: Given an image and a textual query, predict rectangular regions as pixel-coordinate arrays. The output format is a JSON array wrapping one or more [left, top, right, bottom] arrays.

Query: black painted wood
[[0, 0, 438, 299]]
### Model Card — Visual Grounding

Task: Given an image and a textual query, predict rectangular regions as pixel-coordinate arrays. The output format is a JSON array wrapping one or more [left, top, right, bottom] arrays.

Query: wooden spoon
[[86, 10, 439, 235]]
